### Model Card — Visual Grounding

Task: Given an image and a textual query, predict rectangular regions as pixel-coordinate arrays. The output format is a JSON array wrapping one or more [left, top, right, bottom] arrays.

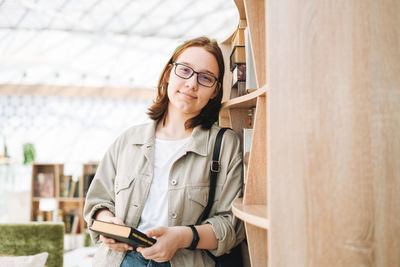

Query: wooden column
[[268, 0, 400, 266]]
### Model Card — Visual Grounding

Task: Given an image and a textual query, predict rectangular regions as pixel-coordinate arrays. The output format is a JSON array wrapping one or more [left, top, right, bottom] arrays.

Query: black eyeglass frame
[[172, 62, 219, 88]]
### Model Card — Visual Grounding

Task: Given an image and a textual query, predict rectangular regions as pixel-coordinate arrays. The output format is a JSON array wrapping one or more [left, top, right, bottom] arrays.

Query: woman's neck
[[156, 108, 195, 140]]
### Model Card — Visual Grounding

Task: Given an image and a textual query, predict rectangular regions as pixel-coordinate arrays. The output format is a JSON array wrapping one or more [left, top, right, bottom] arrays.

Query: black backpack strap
[[197, 127, 229, 224]]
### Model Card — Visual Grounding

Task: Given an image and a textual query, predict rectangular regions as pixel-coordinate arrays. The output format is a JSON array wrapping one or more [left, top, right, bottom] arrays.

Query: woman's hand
[[136, 226, 192, 263], [96, 210, 134, 252]]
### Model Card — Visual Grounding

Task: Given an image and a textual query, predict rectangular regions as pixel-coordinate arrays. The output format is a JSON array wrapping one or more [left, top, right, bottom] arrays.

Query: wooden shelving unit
[[31, 163, 64, 222], [30, 162, 98, 234], [220, 0, 267, 266], [222, 0, 400, 266]]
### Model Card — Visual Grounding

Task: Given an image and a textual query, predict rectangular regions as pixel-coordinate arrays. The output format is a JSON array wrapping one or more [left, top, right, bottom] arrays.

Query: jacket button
[[171, 212, 177, 219], [171, 179, 177, 186]]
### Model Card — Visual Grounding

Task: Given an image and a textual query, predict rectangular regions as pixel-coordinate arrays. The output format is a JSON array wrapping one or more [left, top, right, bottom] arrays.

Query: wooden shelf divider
[[220, 0, 268, 266]]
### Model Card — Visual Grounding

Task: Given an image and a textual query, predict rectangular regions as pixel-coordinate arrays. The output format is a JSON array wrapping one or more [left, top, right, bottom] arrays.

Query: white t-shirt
[[137, 137, 190, 233]]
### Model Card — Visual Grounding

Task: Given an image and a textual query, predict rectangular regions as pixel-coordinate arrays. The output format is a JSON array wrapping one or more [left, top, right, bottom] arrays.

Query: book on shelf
[[232, 63, 246, 87], [230, 46, 246, 71], [60, 175, 71, 197], [230, 86, 239, 99], [70, 213, 80, 234], [68, 179, 76, 198], [232, 27, 245, 49], [237, 82, 247, 97], [74, 180, 80, 197], [83, 173, 95, 196], [90, 220, 156, 248], [64, 210, 79, 233], [233, 63, 247, 97], [66, 178, 80, 198], [248, 108, 255, 128], [64, 212, 72, 233], [243, 128, 254, 183], [34, 172, 55, 197], [230, 85, 246, 99]]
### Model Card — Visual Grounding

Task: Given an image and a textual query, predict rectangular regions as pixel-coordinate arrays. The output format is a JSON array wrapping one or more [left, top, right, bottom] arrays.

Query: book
[[60, 175, 71, 197], [232, 27, 245, 49], [230, 86, 239, 99], [232, 63, 246, 88], [64, 213, 73, 233], [237, 81, 247, 96], [73, 180, 80, 197], [70, 213, 80, 234], [232, 63, 247, 98], [69, 180, 77, 198], [34, 172, 55, 197], [247, 108, 255, 128], [230, 46, 246, 71], [83, 173, 95, 196], [90, 220, 156, 248]]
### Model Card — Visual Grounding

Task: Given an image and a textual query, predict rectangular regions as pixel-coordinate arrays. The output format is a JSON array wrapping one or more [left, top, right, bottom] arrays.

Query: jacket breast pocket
[[114, 174, 136, 213], [115, 174, 135, 195], [186, 187, 209, 223]]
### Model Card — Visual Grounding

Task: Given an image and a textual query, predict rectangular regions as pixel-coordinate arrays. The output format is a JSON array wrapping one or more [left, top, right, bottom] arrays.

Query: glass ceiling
[[0, 0, 238, 89]]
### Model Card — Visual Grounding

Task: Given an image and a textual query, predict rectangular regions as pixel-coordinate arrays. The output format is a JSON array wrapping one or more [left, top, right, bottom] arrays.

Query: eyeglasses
[[172, 62, 218, 88]]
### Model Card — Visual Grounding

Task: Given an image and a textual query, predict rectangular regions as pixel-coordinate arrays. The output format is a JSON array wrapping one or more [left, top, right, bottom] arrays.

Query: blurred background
[[0, 0, 238, 264]]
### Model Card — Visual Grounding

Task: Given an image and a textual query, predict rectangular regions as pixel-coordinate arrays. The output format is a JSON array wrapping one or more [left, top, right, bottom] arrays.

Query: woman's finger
[[146, 226, 166, 238], [109, 242, 133, 251], [110, 217, 125, 225], [100, 235, 133, 251], [108, 241, 133, 251], [153, 258, 167, 263], [100, 235, 116, 244]]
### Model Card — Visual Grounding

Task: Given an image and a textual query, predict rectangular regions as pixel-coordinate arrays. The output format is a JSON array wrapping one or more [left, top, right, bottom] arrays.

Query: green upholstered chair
[[0, 222, 64, 267]]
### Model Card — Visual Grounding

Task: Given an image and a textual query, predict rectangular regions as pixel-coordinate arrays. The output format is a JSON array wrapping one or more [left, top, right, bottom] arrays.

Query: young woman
[[84, 37, 244, 267]]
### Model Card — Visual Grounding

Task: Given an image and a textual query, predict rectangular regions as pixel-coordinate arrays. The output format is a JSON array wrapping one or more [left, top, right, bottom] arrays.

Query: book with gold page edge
[[90, 219, 156, 247]]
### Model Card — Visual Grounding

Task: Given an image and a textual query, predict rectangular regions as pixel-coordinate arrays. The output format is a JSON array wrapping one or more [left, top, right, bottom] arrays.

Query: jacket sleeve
[[83, 141, 118, 243], [202, 131, 245, 256]]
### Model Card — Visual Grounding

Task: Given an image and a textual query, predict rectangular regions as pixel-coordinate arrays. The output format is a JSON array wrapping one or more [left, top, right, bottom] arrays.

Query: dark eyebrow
[[179, 61, 217, 77]]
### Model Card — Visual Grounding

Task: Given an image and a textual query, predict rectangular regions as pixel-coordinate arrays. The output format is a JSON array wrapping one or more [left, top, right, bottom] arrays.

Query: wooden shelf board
[[31, 162, 61, 166], [221, 86, 267, 109], [32, 197, 56, 201], [58, 197, 82, 202], [232, 198, 269, 229]]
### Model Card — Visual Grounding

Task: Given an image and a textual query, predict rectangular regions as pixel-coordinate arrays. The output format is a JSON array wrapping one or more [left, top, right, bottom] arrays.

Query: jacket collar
[[130, 120, 157, 146], [185, 125, 209, 157], [130, 120, 209, 157]]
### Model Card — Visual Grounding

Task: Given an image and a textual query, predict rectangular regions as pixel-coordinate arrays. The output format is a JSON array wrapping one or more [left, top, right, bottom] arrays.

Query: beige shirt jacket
[[84, 121, 245, 267]]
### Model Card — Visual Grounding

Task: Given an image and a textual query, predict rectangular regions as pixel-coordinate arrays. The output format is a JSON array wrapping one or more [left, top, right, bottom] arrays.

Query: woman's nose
[[185, 73, 198, 89]]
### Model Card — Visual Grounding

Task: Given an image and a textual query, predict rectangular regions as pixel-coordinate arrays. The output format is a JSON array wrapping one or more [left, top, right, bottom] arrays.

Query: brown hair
[[147, 36, 224, 129]]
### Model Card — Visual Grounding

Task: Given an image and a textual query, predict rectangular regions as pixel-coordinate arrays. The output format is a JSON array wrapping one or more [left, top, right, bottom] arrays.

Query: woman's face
[[166, 46, 219, 118]]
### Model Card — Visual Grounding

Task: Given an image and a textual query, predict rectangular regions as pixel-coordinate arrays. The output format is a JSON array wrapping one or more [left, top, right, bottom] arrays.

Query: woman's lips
[[178, 91, 197, 99]]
